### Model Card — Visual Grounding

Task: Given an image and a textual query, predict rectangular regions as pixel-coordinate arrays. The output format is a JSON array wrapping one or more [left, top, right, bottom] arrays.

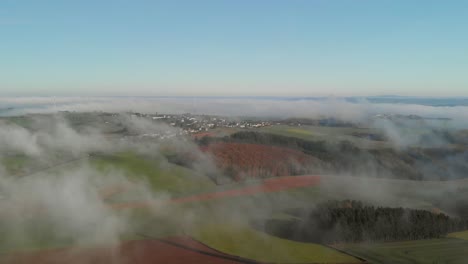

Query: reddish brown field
[[171, 175, 321, 203], [99, 184, 130, 201], [3, 174, 321, 263], [109, 175, 321, 209], [202, 142, 321, 180], [1, 238, 251, 264]]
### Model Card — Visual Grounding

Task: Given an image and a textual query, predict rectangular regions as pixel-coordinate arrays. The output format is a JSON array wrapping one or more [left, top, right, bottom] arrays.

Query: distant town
[[53, 111, 448, 141], [128, 112, 272, 138]]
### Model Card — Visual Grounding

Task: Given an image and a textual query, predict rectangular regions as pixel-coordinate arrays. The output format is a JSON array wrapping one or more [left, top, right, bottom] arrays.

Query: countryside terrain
[[0, 111, 467, 264]]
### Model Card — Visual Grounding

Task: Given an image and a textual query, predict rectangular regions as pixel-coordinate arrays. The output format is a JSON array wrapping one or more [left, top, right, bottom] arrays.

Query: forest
[[197, 131, 468, 181], [259, 200, 468, 244]]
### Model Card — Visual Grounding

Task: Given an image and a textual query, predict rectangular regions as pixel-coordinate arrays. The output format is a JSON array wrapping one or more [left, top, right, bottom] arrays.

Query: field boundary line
[[139, 234, 356, 264], [138, 234, 261, 264], [324, 245, 368, 263]]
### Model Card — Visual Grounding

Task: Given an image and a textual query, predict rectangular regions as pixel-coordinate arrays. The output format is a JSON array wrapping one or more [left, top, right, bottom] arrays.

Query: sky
[[1, 0, 467, 97]]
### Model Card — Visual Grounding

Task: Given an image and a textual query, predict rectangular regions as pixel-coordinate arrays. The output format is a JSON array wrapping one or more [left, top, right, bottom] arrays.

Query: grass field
[[0, 226, 75, 253], [191, 223, 362, 263], [91, 153, 216, 197], [3, 147, 468, 263], [0, 155, 30, 175], [448, 230, 468, 240], [287, 127, 315, 136], [0, 152, 217, 253], [256, 125, 390, 148], [342, 238, 468, 264], [2, 116, 35, 129]]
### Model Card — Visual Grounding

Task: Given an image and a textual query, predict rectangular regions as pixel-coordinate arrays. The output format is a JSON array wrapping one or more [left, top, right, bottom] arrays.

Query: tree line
[[196, 131, 468, 181], [259, 200, 468, 244]]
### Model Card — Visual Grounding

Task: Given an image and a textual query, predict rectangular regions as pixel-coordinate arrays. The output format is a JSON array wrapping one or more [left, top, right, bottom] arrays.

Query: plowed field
[[109, 175, 321, 209], [171, 175, 321, 203], [1, 238, 252, 264], [202, 143, 322, 180]]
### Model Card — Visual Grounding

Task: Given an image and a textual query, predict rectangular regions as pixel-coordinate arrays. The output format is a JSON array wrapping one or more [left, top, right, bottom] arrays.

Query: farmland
[[91, 152, 217, 196], [1, 112, 468, 264], [3, 0, 468, 259], [191, 223, 363, 263], [448, 230, 468, 240], [342, 238, 468, 264], [202, 142, 324, 180], [171, 175, 321, 203], [256, 125, 390, 148], [0, 238, 250, 264]]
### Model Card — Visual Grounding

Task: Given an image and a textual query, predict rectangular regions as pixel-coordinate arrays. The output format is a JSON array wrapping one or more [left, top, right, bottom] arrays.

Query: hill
[[201, 142, 324, 180]]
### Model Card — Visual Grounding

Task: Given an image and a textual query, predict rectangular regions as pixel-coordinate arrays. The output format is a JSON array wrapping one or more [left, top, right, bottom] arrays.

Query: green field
[[3, 142, 468, 263], [256, 125, 390, 148], [0, 152, 217, 253], [91, 152, 216, 197], [2, 151, 217, 197], [343, 238, 468, 264], [287, 127, 315, 136], [0, 155, 31, 175], [191, 223, 362, 263], [448, 230, 468, 240]]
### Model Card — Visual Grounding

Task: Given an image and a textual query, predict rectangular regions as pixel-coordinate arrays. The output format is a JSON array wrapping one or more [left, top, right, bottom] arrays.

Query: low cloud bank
[[1, 96, 468, 124], [0, 96, 466, 255], [2, 96, 467, 150], [0, 114, 216, 250]]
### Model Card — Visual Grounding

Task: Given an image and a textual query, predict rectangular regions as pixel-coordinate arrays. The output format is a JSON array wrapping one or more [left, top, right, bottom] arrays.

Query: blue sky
[[1, 0, 467, 96]]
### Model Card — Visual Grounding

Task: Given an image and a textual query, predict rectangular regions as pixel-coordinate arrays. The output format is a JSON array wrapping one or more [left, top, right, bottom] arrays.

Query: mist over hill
[[1, 96, 468, 122], [0, 99, 467, 264]]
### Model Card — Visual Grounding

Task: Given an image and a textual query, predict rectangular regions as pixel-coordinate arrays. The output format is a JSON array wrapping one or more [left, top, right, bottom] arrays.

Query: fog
[[0, 114, 222, 253], [2, 96, 468, 123], [0, 97, 467, 262], [1, 165, 131, 246]]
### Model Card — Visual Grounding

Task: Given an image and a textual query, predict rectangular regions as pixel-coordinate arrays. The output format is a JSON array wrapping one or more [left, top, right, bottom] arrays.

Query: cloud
[[0, 116, 178, 248], [0, 100, 466, 261], [2, 96, 467, 124]]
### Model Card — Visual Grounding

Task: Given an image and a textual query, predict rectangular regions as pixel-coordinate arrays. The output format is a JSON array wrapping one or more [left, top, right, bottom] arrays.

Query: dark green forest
[[258, 200, 468, 244]]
